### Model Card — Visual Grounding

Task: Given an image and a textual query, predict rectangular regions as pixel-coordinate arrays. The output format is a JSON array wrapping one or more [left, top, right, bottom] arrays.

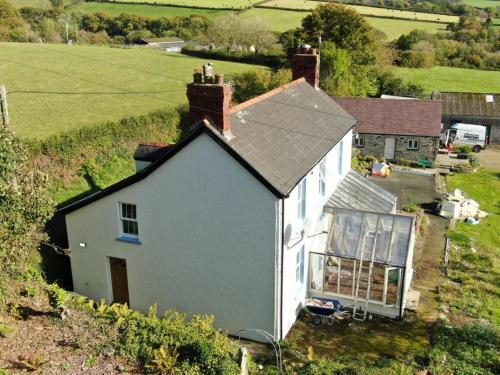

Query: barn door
[[384, 137, 396, 160], [109, 257, 130, 305]]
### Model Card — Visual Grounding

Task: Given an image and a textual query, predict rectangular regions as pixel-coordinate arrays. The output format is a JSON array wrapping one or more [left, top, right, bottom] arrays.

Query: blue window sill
[[116, 236, 141, 245]]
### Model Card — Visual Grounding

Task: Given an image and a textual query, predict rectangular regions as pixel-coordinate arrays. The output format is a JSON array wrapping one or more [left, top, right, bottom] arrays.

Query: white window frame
[[297, 178, 307, 220], [319, 159, 327, 198], [119, 202, 139, 240], [354, 136, 365, 147], [408, 139, 419, 150]]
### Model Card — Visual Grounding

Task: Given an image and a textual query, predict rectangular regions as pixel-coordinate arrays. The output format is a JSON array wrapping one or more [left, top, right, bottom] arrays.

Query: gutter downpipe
[[280, 198, 285, 340]]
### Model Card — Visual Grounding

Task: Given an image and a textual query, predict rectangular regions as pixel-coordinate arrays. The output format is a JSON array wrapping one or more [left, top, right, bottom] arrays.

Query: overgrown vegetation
[[396, 15, 500, 70], [30, 106, 184, 203], [0, 129, 53, 274], [232, 68, 291, 103]]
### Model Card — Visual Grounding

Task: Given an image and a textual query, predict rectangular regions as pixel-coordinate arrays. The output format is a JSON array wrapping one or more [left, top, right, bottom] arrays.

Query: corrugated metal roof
[[325, 170, 397, 214], [432, 91, 499, 117]]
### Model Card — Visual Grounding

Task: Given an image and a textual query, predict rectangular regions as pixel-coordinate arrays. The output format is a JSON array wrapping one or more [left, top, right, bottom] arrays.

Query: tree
[[232, 68, 291, 103], [0, 129, 53, 273], [319, 42, 376, 96], [0, 0, 29, 41], [375, 70, 424, 98], [205, 14, 276, 53], [301, 3, 377, 64]]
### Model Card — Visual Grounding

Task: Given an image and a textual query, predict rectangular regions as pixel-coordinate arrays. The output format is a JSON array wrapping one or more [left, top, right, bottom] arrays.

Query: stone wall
[[355, 133, 439, 162]]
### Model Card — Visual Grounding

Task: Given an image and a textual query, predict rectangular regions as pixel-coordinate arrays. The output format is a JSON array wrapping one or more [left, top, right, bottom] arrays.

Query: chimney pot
[[215, 73, 224, 85], [203, 63, 213, 82]]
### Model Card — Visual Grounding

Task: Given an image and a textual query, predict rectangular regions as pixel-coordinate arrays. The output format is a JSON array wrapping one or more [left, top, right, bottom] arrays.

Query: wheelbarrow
[[304, 297, 351, 326]]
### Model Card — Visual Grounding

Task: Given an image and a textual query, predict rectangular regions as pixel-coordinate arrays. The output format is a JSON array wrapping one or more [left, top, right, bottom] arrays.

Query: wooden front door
[[109, 257, 129, 305]]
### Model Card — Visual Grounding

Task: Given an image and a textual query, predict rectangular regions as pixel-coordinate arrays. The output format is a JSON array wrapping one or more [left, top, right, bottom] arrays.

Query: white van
[[440, 123, 488, 152]]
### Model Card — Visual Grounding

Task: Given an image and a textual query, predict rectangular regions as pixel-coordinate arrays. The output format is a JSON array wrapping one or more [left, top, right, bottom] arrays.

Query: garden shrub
[[468, 153, 480, 168], [428, 323, 499, 375], [115, 310, 239, 374]]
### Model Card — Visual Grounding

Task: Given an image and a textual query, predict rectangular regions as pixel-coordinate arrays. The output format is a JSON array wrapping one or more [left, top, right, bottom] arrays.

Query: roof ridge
[[230, 78, 307, 114], [333, 96, 439, 104]]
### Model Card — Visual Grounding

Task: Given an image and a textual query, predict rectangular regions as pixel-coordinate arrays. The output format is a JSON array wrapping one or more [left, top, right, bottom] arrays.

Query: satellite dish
[[284, 224, 293, 244], [303, 218, 313, 237]]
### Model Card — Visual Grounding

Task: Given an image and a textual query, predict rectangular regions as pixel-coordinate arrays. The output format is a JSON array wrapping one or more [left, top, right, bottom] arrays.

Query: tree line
[[395, 15, 500, 70]]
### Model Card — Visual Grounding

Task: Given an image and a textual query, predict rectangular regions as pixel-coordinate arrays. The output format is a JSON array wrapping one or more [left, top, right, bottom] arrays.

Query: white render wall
[[66, 133, 279, 338], [281, 130, 352, 336]]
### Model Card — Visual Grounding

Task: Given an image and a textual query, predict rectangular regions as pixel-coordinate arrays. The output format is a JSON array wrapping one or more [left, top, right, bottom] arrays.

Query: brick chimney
[[292, 45, 320, 89], [186, 63, 232, 137]]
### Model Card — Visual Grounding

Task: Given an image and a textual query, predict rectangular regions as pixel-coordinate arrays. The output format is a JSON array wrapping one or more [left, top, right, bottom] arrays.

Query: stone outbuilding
[[333, 97, 442, 162], [431, 91, 499, 144]]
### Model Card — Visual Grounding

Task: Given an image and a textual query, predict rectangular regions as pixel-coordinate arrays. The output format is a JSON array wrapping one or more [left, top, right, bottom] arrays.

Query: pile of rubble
[[439, 189, 488, 223]]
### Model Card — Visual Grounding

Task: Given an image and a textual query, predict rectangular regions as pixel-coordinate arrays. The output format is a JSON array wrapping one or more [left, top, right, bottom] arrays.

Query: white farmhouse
[[61, 47, 416, 341]]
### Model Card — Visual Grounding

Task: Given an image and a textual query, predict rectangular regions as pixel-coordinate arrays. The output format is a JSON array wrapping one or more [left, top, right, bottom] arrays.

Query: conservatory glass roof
[[323, 207, 414, 267]]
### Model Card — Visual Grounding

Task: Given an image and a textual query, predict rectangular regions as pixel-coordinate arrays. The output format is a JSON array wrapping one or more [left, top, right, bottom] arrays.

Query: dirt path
[[412, 215, 448, 322]]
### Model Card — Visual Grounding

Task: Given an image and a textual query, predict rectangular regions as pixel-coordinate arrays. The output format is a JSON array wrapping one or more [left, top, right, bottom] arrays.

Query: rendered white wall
[[66, 133, 279, 339], [281, 130, 353, 336]]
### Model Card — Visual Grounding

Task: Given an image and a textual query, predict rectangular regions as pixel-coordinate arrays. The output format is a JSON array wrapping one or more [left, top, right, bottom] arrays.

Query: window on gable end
[[119, 202, 139, 239]]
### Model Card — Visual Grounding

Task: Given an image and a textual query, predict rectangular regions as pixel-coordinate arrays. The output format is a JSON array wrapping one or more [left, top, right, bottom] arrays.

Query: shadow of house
[[41, 172, 102, 290]]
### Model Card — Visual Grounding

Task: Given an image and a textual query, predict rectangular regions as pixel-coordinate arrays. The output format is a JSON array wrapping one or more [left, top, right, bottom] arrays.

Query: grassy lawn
[[0, 42, 263, 139], [396, 66, 500, 93], [116, 0, 262, 8], [446, 169, 500, 325], [68, 2, 233, 19], [287, 313, 429, 361], [260, 0, 458, 23], [447, 169, 500, 251]]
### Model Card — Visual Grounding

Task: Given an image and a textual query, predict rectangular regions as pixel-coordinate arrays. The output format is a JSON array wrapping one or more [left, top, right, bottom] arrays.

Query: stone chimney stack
[[292, 45, 320, 89], [186, 63, 232, 136]]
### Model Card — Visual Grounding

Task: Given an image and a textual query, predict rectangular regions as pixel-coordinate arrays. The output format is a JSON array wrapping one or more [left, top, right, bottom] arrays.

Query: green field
[[260, 0, 458, 23], [0, 43, 263, 139], [116, 0, 262, 8], [396, 66, 500, 93], [9, 0, 50, 7], [241, 7, 446, 38], [462, 0, 500, 8], [69, 2, 234, 19], [367, 17, 446, 39]]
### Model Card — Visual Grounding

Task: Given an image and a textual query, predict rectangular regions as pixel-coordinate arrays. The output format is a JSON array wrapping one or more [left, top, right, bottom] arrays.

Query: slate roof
[[431, 91, 499, 117], [224, 80, 357, 195], [333, 97, 442, 137], [325, 170, 397, 214], [133, 143, 172, 162], [59, 79, 357, 213]]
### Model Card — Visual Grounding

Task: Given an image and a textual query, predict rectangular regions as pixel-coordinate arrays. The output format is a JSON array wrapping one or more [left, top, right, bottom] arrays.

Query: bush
[[232, 68, 291, 103], [429, 323, 500, 374], [0, 129, 53, 274], [115, 310, 239, 374], [468, 153, 480, 168], [455, 145, 472, 153]]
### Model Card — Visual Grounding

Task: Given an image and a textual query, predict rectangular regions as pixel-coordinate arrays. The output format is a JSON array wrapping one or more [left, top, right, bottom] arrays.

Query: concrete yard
[[368, 171, 441, 211]]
